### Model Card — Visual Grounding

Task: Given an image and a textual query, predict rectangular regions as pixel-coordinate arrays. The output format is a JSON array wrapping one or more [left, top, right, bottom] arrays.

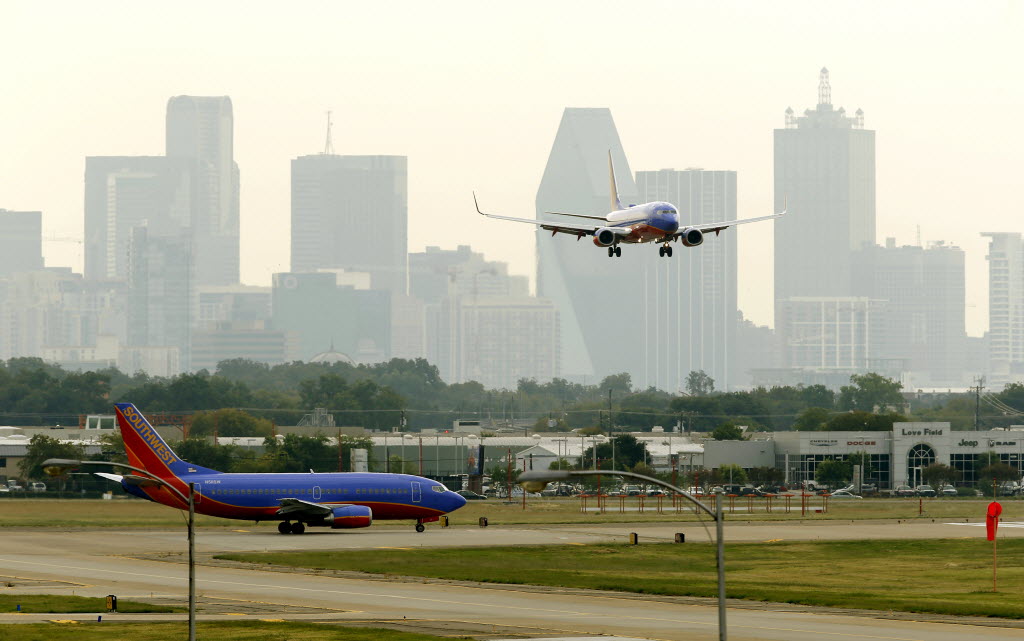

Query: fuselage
[[123, 471, 466, 522], [605, 201, 679, 243]]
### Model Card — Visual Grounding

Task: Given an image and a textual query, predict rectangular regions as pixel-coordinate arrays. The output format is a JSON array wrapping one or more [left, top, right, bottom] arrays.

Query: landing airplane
[[475, 152, 785, 257], [95, 403, 467, 534]]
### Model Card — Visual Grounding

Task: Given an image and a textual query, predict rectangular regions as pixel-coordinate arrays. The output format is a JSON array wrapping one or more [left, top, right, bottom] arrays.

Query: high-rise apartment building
[[984, 232, 1024, 385], [536, 108, 642, 382], [774, 69, 875, 318], [84, 156, 195, 281], [634, 169, 738, 389], [0, 209, 43, 277], [166, 96, 240, 286], [291, 154, 407, 295]]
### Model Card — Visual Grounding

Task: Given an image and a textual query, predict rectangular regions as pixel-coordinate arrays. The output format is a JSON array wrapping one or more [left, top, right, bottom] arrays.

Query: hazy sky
[[2, 1, 1022, 336]]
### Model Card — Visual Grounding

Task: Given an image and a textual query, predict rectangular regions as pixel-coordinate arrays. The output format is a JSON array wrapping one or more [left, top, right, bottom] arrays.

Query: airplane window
[[431, 485, 445, 493]]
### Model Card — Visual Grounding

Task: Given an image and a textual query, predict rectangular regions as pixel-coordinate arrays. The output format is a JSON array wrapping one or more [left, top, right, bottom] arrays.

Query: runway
[[1, 522, 1023, 640]]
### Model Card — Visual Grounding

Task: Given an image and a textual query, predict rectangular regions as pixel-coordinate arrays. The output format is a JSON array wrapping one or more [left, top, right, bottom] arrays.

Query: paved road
[[1, 523, 1022, 641]]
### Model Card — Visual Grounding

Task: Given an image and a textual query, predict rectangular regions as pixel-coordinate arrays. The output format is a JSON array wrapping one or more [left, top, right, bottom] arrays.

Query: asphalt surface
[[1, 521, 1023, 640]]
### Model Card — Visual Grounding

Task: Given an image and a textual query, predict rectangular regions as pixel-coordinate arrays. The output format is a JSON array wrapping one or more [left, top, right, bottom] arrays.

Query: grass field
[[1, 496, 1019, 529], [218, 538, 1024, 619], [0, 621, 453, 641], [0, 595, 180, 614]]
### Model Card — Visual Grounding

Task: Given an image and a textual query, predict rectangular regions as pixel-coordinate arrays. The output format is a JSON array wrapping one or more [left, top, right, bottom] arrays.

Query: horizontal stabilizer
[[94, 472, 124, 483]]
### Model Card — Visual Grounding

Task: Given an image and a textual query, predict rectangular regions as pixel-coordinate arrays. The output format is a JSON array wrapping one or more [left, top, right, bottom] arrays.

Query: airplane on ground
[[475, 152, 785, 257], [95, 403, 467, 534]]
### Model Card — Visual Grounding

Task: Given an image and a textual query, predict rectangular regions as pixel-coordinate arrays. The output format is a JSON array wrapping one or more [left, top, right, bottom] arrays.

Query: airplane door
[[313, 486, 322, 500], [411, 482, 421, 503]]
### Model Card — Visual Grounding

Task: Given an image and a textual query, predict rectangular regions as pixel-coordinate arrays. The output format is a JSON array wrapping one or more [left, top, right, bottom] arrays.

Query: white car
[[829, 490, 863, 499]]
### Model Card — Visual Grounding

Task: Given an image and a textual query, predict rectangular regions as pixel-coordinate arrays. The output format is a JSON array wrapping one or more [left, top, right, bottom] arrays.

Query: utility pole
[[974, 376, 986, 431]]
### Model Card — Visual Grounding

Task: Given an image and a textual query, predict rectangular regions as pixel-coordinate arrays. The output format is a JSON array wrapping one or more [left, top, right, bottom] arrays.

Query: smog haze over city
[[2, 1, 1023, 392]]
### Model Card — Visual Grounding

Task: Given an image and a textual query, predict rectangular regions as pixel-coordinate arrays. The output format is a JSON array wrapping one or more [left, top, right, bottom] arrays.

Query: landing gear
[[278, 521, 290, 535], [415, 522, 426, 533], [607, 246, 621, 258], [290, 521, 306, 535], [659, 245, 673, 257]]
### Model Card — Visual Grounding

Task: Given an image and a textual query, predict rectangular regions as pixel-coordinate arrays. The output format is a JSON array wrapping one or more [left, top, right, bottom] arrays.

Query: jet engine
[[680, 227, 704, 247], [326, 505, 373, 529], [593, 228, 618, 247]]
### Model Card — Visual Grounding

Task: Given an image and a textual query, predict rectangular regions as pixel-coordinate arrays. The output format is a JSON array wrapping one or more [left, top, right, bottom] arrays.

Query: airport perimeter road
[[1, 528, 1024, 640]]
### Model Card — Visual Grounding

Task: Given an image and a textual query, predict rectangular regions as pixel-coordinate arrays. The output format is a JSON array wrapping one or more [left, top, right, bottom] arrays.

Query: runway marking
[[946, 521, 1024, 528], [223, 612, 247, 615], [0, 556, 990, 640], [375, 547, 413, 550], [49, 620, 80, 624], [261, 618, 286, 622], [232, 529, 250, 533]]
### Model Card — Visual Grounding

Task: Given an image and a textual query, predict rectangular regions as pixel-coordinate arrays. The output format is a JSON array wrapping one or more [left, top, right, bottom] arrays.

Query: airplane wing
[[544, 211, 609, 222], [680, 204, 787, 238], [475, 193, 609, 239], [276, 497, 335, 518]]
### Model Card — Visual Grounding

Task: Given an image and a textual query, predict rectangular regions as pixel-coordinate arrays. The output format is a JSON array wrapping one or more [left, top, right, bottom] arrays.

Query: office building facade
[[634, 169, 738, 389], [774, 68, 875, 318], [985, 232, 1024, 386], [0, 209, 43, 277], [166, 95, 240, 286], [291, 154, 408, 295]]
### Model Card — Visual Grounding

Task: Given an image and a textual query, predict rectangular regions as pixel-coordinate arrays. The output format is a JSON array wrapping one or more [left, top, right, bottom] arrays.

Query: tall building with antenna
[[773, 69, 876, 381], [290, 115, 408, 295], [774, 68, 875, 308]]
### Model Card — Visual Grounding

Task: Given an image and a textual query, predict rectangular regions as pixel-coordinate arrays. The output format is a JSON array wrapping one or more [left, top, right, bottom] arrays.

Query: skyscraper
[[0, 209, 43, 277], [535, 108, 641, 381], [774, 68, 875, 315], [291, 154, 407, 295], [166, 96, 240, 286], [634, 169, 738, 389], [84, 156, 195, 281], [984, 232, 1024, 386], [852, 239, 967, 386]]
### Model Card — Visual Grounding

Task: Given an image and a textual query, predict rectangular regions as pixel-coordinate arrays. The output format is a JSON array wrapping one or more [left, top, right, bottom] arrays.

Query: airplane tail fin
[[608, 150, 623, 211], [114, 403, 218, 479]]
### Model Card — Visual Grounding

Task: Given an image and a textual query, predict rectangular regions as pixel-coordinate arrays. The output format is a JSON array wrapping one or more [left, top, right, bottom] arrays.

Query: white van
[[28, 482, 46, 493]]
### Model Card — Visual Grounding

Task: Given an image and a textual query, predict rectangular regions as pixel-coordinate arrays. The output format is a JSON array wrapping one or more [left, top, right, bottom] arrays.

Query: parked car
[[28, 482, 46, 493], [894, 485, 915, 497], [623, 485, 644, 496], [859, 483, 878, 494], [738, 486, 764, 497], [646, 489, 666, 497], [938, 484, 957, 497], [998, 482, 1021, 496], [915, 485, 936, 497], [6, 481, 24, 492], [829, 490, 863, 499]]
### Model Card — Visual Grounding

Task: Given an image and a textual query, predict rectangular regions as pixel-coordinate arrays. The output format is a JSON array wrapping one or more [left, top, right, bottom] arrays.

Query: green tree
[[584, 434, 650, 470], [978, 462, 1019, 496], [711, 422, 746, 441], [549, 457, 574, 471], [387, 454, 418, 474], [712, 463, 747, 486], [748, 466, 785, 487], [792, 407, 831, 431], [259, 433, 335, 473], [174, 438, 247, 472], [825, 411, 907, 432], [837, 373, 904, 412], [814, 458, 852, 489], [189, 408, 275, 438], [18, 434, 86, 481], [921, 463, 961, 488], [487, 463, 520, 497], [685, 370, 715, 396]]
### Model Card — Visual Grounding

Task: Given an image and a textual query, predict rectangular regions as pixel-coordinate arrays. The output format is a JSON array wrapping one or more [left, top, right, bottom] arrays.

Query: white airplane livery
[[475, 152, 785, 258]]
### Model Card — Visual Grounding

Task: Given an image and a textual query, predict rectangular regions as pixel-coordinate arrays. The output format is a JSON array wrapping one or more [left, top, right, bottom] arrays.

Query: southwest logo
[[122, 406, 178, 465]]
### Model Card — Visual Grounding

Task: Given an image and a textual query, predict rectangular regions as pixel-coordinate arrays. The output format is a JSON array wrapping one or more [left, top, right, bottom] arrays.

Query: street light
[[518, 468, 728, 641], [43, 458, 197, 641]]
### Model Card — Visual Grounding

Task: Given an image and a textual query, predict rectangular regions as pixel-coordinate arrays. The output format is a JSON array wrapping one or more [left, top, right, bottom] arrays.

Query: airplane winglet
[[473, 191, 484, 216]]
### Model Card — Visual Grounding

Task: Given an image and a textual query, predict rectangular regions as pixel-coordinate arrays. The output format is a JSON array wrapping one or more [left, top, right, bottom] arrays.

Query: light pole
[[43, 458, 197, 641], [518, 468, 728, 641]]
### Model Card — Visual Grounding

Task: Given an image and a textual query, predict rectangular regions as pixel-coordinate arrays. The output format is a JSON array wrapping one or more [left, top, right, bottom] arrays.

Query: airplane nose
[[447, 491, 468, 512]]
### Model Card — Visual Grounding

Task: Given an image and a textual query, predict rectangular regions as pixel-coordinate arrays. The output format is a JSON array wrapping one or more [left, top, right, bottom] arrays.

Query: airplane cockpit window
[[431, 484, 447, 493]]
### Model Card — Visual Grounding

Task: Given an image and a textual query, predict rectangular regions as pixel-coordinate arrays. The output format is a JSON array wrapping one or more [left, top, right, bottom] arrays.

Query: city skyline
[[2, 2, 1023, 337]]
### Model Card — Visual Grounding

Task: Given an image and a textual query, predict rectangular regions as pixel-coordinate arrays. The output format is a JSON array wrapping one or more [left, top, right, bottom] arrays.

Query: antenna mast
[[818, 67, 831, 106], [322, 110, 335, 155]]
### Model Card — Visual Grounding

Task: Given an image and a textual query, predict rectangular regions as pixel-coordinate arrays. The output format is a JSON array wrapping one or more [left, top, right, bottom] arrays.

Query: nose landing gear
[[607, 246, 622, 258], [659, 244, 673, 257]]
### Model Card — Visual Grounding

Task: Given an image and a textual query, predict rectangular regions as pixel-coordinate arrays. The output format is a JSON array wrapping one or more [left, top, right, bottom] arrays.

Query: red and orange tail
[[114, 403, 217, 478]]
